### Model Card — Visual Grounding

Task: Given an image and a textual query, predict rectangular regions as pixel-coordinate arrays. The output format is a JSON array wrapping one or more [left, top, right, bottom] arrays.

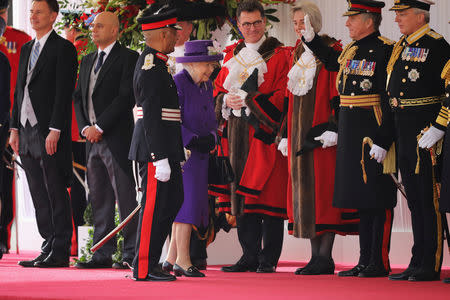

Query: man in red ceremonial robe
[[213, 0, 289, 273]]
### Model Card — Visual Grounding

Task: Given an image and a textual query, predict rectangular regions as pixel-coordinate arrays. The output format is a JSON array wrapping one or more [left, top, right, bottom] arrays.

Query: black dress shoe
[[133, 270, 177, 282], [443, 277, 450, 284], [358, 264, 389, 278], [161, 261, 174, 272], [337, 264, 366, 277], [221, 261, 257, 272], [256, 264, 276, 273], [388, 267, 416, 281], [173, 264, 205, 277], [192, 258, 207, 270], [76, 259, 112, 269], [34, 255, 69, 268], [112, 259, 133, 270], [299, 256, 335, 275], [294, 256, 318, 275], [18, 253, 48, 268], [408, 269, 440, 282]]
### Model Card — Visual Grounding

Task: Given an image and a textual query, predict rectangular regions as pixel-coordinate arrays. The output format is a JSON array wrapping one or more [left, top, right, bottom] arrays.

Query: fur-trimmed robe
[[212, 37, 290, 218], [285, 38, 359, 238]]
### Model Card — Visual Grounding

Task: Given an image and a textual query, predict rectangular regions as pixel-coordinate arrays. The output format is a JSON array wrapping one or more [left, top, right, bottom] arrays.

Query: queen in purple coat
[[163, 40, 222, 277]]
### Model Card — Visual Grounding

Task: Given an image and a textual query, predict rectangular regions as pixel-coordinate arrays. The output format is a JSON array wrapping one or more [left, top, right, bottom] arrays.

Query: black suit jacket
[[73, 42, 138, 179], [0, 51, 10, 127], [10, 30, 78, 185]]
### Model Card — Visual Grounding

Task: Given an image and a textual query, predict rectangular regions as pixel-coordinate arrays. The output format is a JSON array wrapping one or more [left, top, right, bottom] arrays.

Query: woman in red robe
[[278, 1, 358, 275]]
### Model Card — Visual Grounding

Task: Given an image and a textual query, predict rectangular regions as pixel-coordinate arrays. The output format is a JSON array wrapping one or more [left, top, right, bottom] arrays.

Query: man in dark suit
[[0, 16, 10, 260], [73, 11, 138, 269], [9, 0, 78, 268]]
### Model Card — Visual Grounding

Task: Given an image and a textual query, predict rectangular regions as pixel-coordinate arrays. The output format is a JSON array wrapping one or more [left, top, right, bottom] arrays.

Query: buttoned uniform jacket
[[128, 46, 184, 163], [73, 42, 138, 179], [10, 31, 78, 185], [305, 31, 396, 210], [379, 25, 450, 139]]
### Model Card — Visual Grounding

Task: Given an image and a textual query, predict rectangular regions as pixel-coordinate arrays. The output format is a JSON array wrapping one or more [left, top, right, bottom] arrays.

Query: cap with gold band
[[0, 0, 9, 14], [390, 0, 435, 11], [137, 3, 181, 31], [343, 0, 385, 17]]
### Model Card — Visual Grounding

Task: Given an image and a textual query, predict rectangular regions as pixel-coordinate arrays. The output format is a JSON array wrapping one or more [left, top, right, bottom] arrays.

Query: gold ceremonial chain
[[386, 36, 406, 87], [233, 51, 266, 83], [336, 42, 358, 93]]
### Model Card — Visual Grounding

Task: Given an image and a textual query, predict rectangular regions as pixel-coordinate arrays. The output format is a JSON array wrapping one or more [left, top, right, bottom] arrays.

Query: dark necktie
[[94, 51, 105, 74]]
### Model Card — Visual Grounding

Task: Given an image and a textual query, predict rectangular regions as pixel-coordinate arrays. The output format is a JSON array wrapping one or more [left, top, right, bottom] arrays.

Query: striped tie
[[29, 41, 40, 70]]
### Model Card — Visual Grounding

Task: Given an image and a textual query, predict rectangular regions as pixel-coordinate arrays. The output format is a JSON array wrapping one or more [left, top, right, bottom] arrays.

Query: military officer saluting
[[302, 0, 397, 278], [370, 0, 450, 282], [128, 3, 185, 282]]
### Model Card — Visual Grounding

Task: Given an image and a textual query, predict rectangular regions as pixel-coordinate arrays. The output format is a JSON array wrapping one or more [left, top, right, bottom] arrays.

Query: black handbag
[[208, 137, 235, 185]]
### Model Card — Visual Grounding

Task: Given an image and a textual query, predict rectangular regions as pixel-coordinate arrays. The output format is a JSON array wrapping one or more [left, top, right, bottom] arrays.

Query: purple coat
[[173, 69, 217, 227]]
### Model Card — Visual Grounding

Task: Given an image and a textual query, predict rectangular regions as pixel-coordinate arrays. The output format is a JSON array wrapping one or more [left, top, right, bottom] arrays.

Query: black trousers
[[133, 160, 183, 279], [70, 141, 87, 232], [0, 122, 13, 250], [358, 208, 393, 269], [87, 141, 137, 262], [398, 145, 443, 272], [237, 213, 284, 267], [19, 124, 72, 259]]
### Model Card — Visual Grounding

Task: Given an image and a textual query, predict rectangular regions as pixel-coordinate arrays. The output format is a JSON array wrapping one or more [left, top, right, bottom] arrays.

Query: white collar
[[245, 35, 266, 51], [34, 29, 53, 49], [98, 41, 116, 58]]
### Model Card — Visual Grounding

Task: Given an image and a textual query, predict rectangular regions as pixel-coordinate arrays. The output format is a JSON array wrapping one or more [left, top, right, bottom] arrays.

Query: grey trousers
[[87, 140, 137, 262]]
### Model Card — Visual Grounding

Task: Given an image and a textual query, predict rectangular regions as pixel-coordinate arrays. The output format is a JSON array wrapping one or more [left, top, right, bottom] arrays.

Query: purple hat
[[176, 40, 223, 63]]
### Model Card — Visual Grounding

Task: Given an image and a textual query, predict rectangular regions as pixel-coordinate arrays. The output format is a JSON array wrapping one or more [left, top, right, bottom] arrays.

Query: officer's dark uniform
[[129, 4, 184, 281], [440, 60, 450, 284], [305, 0, 396, 277], [378, 0, 450, 282]]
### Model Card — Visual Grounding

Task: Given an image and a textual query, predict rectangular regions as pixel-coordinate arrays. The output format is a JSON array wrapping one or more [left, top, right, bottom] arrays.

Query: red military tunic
[[213, 38, 289, 218], [0, 26, 31, 109]]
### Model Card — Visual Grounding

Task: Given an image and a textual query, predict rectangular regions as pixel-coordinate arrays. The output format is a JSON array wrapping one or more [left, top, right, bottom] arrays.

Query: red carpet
[[0, 252, 449, 300]]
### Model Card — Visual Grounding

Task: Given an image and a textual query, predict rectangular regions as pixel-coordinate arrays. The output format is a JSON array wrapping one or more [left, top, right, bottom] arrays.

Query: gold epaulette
[[378, 36, 395, 45], [441, 60, 450, 81], [427, 31, 443, 40]]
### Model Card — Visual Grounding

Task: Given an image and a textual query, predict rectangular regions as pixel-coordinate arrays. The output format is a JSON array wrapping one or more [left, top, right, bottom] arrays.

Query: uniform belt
[[135, 107, 181, 122], [389, 95, 445, 108], [340, 94, 381, 108]]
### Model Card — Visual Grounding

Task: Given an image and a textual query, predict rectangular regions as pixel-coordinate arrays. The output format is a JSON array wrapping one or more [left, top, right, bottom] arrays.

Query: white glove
[[300, 14, 315, 43], [277, 138, 288, 157], [314, 131, 338, 148], [369, 144, 387, 163], [418, 126, 445, 149], [153, 158, 171, 182]]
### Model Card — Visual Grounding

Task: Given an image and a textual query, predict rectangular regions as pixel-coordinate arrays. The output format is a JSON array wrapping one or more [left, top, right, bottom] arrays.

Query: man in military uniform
[[0, 0, 31, 255], [370, 0, 450, 281], [302, 0, 396, 277], [437, 58, 450, 284], [128, 3, 184, 282]]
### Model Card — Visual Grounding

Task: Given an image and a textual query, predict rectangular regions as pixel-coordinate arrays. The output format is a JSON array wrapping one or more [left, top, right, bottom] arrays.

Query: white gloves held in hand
[[278, 138, 288, 157], [314, 131, 338, 148], [369, 144, 387, 163], [300, 15, 315, 43], [153, 158, 171, 182], [418, 126, 445, 149]]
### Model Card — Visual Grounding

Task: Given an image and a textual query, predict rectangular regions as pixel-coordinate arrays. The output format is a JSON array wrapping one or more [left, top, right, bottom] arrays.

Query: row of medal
[[401, 46, 429, 62], [344, 59, 376, 76], [1, 39, 17, 54]]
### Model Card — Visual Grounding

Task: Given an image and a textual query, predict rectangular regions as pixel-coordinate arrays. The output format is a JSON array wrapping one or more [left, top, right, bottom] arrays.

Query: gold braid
[[441, 59, 450, 86], [386, 36, 406, 87], [336, 41, 358, 93]]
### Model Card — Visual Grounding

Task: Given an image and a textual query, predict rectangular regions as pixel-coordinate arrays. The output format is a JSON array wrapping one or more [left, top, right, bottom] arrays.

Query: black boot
[[358, 264, 389, 278], [298, 256, 335, 275]]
